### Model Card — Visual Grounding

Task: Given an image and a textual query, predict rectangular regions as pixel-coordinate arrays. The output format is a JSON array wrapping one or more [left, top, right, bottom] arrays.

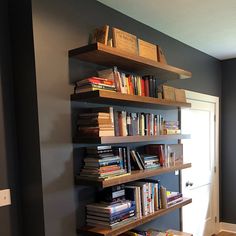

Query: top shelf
[[69, 43, 192, 81]]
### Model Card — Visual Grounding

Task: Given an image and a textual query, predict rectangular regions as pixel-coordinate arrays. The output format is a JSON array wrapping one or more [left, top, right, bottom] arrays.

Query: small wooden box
[[138, 39, 157, 61], [112, 28, 138, 55], [175, 88, 186, 102], [163, 85, 175, 101]]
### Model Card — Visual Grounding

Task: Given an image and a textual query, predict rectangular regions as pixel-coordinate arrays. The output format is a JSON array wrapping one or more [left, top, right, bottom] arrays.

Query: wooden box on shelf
[[112, 28, 138, 55], [138, 39, 157, 62]]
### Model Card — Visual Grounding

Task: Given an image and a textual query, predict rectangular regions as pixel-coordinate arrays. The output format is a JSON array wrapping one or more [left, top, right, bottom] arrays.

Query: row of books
[[86, 182, 184, 229], [74, 67, 162, 98], [79, 146, 162, 180], [114, 111, 180, 137], [98, 67, 161, 98], [79, 144, 184, 180], [76, 106, 181, 138]]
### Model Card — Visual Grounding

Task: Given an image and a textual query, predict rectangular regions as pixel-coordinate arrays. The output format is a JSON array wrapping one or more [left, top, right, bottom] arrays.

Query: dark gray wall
[[9, 0, 45, 235], [221, 58, 236, 223], [30, 0, 221, 235], [0, 0, 20, 235]]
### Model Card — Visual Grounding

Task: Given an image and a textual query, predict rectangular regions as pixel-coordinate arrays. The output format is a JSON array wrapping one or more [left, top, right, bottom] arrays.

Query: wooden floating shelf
[[73, 134, 190, 144], [78, 198, 192, 236], [76, 163, 191, 188], [71, 90, 191, 109], [69, 43, 192, 80]]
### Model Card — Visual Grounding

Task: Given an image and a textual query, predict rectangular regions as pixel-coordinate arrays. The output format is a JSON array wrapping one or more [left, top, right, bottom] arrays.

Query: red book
[[141, 78, 145, 96], [76, 77, 114, 86], [144, 77, 149, 97]]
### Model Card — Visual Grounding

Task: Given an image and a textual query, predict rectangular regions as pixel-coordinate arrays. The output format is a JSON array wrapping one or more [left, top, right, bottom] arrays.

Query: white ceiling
[[98, 0, 236, 60]]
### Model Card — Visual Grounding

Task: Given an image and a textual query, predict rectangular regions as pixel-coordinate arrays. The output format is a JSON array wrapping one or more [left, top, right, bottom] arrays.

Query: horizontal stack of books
[[98, 67, 160, 98], [74, 76, 116, 94], [129, 150, 160, 170], [160, 186, 183, 209], [162, 121, 180, 135], [114, 111, 164, 136], [140, 154, 160, 169], [86, 199, 136, 229], [77, 107, 115, 137], [80, 146, 130, 180]]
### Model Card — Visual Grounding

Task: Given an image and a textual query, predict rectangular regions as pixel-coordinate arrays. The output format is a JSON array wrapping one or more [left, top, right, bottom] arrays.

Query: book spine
[[122, 147, 127, 172], [126, 147, 131, 173], [126, 112, 132, 136], [144, 77, 149, 97], [121, 111, 128, 136], [113, 66, 121, 92], [141, 78, 145, 96], [160, 186, 167, 209]]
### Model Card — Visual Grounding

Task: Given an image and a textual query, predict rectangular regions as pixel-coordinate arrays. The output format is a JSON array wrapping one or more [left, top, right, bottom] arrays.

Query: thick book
[[86, 216, 136, 229], [167, 197, 183, 207], [87, 205, 136, 218], [78, 128, 115, 137], [76, 86, 116, 93], [76, 77, 114, 86], [86, 200, 134, 214], [87, 212, 135, 224]]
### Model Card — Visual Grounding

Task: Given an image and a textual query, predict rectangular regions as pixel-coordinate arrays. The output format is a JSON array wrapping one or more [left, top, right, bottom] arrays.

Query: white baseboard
[[220, 222, 236, 233]]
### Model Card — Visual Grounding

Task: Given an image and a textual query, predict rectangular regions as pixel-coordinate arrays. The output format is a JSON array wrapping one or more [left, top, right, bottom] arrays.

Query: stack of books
[[77, 107, 115, 137], [114, 111, 164, 136], [80, 146, 129, 180], [98, 67, 160, 98], [160, 186, 183, 209], [162, 121, 180, 135], [129, 150, 160, 170], [86, 199, 136, 229], [140, 154, 160, 169], [74, 76, 116, 94]]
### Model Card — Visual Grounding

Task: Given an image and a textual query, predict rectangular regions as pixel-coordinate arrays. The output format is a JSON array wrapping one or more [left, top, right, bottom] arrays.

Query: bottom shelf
[[78, 198, 192, 236]]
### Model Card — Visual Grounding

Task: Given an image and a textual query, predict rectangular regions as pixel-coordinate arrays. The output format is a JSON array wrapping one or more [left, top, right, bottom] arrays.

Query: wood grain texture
[[78, 198, 192, 236], [69, 43, 191, 80], [74, 134, 190, 144], [217, 232, 236, 236], [76, 163, 191, 188], [71, 90, 191, 109]]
